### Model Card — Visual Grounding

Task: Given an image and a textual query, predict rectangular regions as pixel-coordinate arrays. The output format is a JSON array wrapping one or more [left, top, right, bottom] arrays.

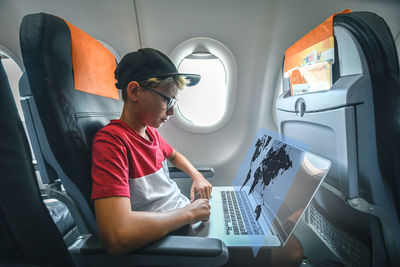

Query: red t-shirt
[[91, 120, 189, 211]]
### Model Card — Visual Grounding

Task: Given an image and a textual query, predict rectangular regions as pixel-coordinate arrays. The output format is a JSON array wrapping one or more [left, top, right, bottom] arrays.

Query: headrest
[[285, 9, 352, 72], [284, 9, 351, 96], [63, 19, 119, 99]]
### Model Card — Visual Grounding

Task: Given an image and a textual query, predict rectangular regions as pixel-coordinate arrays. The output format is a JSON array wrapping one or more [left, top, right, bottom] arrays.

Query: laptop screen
[[233, 128, 330, 244], [270, 152, 330, 243]]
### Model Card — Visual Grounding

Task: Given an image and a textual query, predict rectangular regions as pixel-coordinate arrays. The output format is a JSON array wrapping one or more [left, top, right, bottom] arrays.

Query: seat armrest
[[69, 234, 229, 266], [169, 167, 215, 179], [72, 234, 225, 256]]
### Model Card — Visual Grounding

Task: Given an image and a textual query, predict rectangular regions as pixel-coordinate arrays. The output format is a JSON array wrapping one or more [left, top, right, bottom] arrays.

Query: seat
[[19, 12, 228, 266], [276, 11, 400, 266], [0, 57, 75, 267]]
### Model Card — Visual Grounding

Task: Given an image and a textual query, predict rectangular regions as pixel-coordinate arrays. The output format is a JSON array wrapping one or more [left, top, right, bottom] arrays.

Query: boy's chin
[[148, 121, 164, 128]]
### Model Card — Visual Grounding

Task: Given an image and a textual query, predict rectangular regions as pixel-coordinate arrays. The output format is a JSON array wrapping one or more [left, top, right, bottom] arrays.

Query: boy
[[91, 48, 212, 255], [92, 48, 302, 266]]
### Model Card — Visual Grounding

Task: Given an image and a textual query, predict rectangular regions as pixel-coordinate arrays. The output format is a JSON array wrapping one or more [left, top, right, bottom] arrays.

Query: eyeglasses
[[139, 84, 177, 110]]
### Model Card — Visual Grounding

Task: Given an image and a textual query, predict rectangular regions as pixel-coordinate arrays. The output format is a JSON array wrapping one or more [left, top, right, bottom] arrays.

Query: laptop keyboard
[[221, 190, 265, 236]]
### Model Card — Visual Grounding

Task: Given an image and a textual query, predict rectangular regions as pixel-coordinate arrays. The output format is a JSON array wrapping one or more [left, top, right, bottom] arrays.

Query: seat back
[[0, 59, 75, 266], [276, 11, 400, 266], [19, 12, 123, 234]]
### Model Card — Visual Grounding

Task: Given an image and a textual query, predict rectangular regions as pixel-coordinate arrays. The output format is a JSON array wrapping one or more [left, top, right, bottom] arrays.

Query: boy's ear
[[126, 81, 140, 101]]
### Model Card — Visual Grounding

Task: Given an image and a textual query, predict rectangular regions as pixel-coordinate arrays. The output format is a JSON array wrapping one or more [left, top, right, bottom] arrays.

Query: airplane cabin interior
[[0, 0, 399, 266]]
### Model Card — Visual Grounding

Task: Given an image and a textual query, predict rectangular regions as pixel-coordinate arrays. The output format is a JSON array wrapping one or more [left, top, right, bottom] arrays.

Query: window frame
[[0, 44, 35, 161], [169, 37, 237, 133], [0, 44, 25, 121], [0, 44, 24, 71]]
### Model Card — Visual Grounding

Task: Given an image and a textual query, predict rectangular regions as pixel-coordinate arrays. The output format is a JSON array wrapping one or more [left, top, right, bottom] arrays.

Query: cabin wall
[[0, 0, 140, 69], [136, 0, 280, 187]]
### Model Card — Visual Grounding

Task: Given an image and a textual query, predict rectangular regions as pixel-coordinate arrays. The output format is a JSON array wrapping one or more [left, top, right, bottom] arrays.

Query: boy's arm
[[94, 196, 210, 256], [168, 149, 212, 202]]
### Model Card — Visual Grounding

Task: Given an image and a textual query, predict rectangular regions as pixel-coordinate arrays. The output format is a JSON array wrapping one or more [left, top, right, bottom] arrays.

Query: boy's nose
[[166, 106, 175, 116]]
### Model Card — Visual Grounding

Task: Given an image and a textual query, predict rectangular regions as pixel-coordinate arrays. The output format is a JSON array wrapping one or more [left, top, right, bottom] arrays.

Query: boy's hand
[[185, 198, 211, 223], [190, 174, 212, 202]]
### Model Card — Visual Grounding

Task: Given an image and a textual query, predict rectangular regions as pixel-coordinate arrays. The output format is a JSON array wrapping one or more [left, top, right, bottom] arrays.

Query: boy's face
[[137, 82, 178, 128]]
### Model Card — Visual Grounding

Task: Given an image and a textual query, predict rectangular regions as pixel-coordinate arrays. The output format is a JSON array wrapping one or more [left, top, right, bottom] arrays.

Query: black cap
[[115, 48, 200, 89]]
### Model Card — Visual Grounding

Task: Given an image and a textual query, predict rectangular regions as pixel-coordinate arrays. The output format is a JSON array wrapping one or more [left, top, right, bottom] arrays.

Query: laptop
[[189, 128, 331, 252]]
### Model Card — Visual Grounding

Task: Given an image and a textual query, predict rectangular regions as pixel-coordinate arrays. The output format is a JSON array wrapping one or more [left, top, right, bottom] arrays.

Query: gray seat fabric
[[0, 58, 75, 267]]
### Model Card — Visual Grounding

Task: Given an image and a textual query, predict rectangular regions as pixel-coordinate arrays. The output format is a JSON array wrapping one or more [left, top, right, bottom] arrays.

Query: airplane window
[[170, 37, 237, 133], [177, 53, 226, 126], [0, 50, 24, 121]]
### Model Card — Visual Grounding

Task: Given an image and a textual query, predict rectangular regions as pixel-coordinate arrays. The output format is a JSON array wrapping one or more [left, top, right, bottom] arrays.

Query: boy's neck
[[120, 105, 147, 139]]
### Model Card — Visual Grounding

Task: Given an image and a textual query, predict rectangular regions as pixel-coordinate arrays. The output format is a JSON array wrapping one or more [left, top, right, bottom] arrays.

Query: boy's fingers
[[206, 187, 211, 199], [201, 199, 210, 209], [190, 188, 195, 202]]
